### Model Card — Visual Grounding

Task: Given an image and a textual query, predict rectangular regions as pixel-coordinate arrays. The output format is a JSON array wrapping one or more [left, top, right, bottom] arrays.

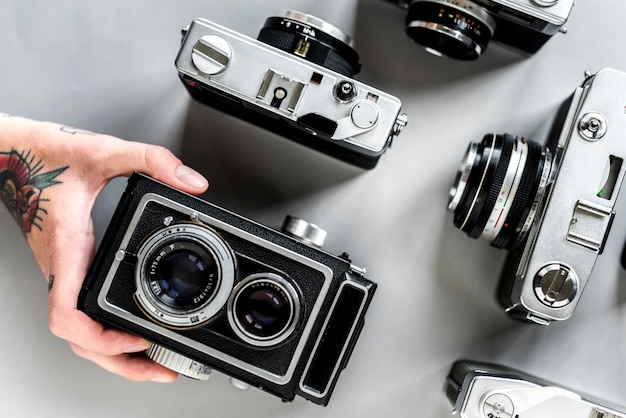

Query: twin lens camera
[[385, 0, 574, 60], [448, 69, 626, 325], [175, 11, 408, 169], [78, 173, 376, 405]]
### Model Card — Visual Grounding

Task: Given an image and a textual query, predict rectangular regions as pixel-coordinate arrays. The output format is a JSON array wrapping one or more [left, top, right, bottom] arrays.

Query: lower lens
[[448, 133, 552, 249], [257, 10, 361, 76], [149, 240, 219, 310], [229, 273, 300, 346], [405, 0, 496, 60]]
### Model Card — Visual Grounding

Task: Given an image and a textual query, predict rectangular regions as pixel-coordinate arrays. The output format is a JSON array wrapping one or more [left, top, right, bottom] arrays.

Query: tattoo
[[59, 126, 96, 136], [48, 274, 55, 292], [0, 150, 68, 233]]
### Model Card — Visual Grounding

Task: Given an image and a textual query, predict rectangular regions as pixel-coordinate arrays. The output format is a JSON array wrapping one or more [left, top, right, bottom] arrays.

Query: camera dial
[[281, 215, 327, 248], [257, 10, 361, 77], [448, 134, 552, 249], [228, 273, 302, 347], [146, 344, 212, 381], [135, 223, 236, 328], [405, 0, 496, 60]]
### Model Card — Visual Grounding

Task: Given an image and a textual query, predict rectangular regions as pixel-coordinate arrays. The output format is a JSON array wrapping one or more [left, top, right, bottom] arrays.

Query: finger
[[47, 232, 151, 356], [99, 138, 208, 194], [48, 305, 152, 356], [70, 343, 178, 382]]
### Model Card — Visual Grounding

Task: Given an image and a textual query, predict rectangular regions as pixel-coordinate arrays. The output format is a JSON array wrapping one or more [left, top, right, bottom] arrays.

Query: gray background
[[0, 0, 624, 416]]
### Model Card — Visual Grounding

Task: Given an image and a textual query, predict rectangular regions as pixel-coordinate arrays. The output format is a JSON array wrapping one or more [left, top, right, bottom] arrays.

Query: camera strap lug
[[349, 264, 367, 276], [525, 312, 552, 326]]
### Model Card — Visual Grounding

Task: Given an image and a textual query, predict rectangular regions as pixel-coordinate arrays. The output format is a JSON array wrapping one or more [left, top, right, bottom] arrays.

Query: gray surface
[[0, 1, 624, 416]]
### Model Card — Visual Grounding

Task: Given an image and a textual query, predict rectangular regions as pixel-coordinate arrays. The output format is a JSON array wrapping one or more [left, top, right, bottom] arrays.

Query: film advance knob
[[281, 216, 327, 248], [191, 35, 232, 75]]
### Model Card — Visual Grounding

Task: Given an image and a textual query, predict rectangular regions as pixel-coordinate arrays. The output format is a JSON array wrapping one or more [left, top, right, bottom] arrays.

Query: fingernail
[[123, 343, 151, 353], [151, 375, 176, 383], [175, 164, 208, 189]]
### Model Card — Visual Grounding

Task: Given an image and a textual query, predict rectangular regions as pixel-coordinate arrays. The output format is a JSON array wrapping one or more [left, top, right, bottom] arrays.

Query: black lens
[[405, 0, 495, 60], [149, 240, 219, 309], [448, 133, 552, 249], [232, 276, 298, 342], [257, 11, 361, 77]]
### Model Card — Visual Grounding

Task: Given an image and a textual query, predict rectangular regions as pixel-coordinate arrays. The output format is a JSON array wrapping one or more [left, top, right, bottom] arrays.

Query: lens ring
[[492, 140, 551, 249], [406, 0, 496, 60], [227, 273, 301, 347], [257, 10, 361, 76], [274, 10, 355, 48], [448, 142, 478, 213], [135, 223, 236, 328], [449, 134, 552, 250], [148, 240, 219, 309]]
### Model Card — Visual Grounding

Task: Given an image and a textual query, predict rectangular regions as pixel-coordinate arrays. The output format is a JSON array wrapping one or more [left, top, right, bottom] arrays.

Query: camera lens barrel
[[150, 241, 219, 309], [135, 223, 236, 328], [228, 273, 301, 347], [257, 10, 361, 77], [448, 134, 552, 250], [405, 0, 496, 60]]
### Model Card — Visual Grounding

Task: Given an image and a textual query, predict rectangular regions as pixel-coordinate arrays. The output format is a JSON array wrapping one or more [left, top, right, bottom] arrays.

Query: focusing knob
[[281, 216, 327, 248], [192, 35, 232, 75], [146, 344, 212, 381]]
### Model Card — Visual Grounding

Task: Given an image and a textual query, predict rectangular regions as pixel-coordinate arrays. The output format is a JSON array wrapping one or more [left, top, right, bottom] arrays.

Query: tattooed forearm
[[0, 149, 67, 233]]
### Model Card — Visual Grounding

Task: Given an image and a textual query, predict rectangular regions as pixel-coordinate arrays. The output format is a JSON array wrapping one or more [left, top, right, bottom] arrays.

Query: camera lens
[[135, 223, 236, 328], [257, 10, 361, 77], [405, 0, 496, 60], [228, 273, 301, 347], [149, 241, 219, 309], [448, 133, 552, 249]]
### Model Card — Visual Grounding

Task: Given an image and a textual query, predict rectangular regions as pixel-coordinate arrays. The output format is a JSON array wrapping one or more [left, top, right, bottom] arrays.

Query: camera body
[[448, 69, 626, 324], [78, 173, 376, 405], [445, 360, 626, 417], [384, 0, 574, 60], [175, 11, 407, 169]]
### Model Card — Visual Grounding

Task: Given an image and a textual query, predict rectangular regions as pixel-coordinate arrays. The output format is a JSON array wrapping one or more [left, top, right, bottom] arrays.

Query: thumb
[[100, 138, 208, 194]]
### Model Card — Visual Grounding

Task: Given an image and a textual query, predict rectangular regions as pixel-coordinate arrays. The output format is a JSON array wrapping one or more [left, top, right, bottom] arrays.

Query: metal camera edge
[[448, 68, 626, 324], [444, 360, 626, 417], [174, 12, 408, 169], [78, 172, 376, 405], [383, 0, 574, 60]]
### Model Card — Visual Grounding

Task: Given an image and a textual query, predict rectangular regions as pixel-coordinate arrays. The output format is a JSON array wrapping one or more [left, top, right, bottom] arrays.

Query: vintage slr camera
[[384, 0, 574, 60], [445, 360, 626, 417], [78, 173, 376, 405], [447, 68, 626, 325], [175, 11, 408, 169]]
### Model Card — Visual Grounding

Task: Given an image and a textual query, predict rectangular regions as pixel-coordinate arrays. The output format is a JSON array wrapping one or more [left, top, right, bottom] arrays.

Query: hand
[[0, 115, 209, 382]]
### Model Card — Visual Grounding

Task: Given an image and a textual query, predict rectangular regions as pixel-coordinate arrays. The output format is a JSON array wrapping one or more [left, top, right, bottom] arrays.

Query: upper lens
[[448, 133, 552, 249], [257, 10, 361, 77], [405, 0, 496, 60], [150, 241, 219, 309], [228, 273, 301, 347]]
